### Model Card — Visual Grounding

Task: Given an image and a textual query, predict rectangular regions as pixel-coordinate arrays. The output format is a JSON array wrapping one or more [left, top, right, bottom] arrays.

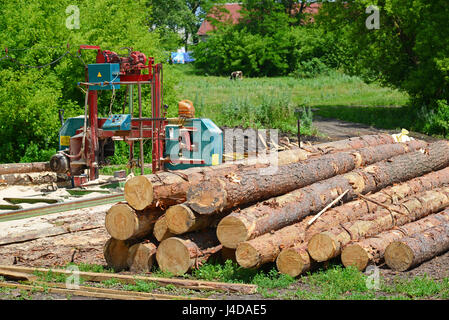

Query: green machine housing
[[58, 116, 85, 150], [164, 118, 223, 170]]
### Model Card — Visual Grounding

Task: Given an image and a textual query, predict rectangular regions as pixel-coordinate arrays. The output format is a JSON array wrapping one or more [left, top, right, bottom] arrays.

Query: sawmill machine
[[49, 45, 223, 186]]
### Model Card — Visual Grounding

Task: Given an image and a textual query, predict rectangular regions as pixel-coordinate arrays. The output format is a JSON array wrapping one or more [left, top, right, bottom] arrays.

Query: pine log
[[385, 222, 449, 271], [153, 214, 174, 242], [341, 209, 449, 271], [224, 150, 449, 252], [105, 203, 163, 241], [235, 155, 449, 270], [127, 242, 157, 273], [103, 238, 138, 271], [308, 187, 449, 263], [274, 168, 449, 275], [166, 203, 228, 235], [0, 162, 51, 175], [156, 229, 222, 275], [276, 243, 314, 277], [124, 134, 397, 210], [188, 141, 427, 215]]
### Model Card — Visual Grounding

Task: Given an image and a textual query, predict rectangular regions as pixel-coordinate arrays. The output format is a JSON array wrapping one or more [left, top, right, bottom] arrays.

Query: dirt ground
[[0, 118, 446, 300]]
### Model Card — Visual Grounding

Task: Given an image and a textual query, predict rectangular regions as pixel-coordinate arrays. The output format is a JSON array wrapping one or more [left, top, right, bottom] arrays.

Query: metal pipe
[[138, 83, 144, 175]]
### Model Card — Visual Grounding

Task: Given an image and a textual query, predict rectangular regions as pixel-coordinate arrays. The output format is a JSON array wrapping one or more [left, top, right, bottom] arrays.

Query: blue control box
[[102, 114, 132, 131], [88, 63, 120, 91]]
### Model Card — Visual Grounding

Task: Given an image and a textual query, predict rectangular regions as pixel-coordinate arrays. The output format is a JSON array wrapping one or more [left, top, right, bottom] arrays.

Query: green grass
[[174, 65, 409, 135], [382, 275, 449, 299]]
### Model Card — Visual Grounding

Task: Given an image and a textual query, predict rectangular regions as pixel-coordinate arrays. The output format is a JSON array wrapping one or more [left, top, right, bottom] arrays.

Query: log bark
[[0, 172, 66, 185], [341, 208, 449, 271], [188, 141, 427, 215], [156, 229, 222, 275], [165, 203, 227, 235], [124, 134, 397, 210], [153, 214, 174, 242], [127, 242, 157, 273], [0, 162, 51, 175], [103, 238, 138, 272], [223, 150, 449, 251], [385, 222, 449, 271], [104, 203, 163, 241], [308, 187, 449, 263]]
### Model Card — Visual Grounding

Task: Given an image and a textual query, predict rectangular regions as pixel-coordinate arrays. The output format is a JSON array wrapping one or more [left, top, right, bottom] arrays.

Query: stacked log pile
[[102, 134, 449, 278]]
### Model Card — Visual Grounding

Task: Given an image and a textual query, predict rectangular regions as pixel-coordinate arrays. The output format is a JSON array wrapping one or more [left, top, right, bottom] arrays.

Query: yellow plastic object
[[178, 100, 195, 118], [392, 128, 412, 142]]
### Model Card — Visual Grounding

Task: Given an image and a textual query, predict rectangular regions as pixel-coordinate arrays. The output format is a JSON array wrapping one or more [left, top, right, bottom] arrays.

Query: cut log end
[[384, 241, 415, 271], [105, 203, 139, 240], [156, 237, 192, 276], [235, 242, 260, 268], [166, 204, 195, 234], [124, 175, 153, 211], [127, 243, 157, 273], [341, 244, 370, 271], [153, 215, 174, 242], [307, 233, 337, 262], [216, 216, 249, 249], [103, 238, 132, 272], [186, 180, 227, 215], [276, 248, 308, 277]]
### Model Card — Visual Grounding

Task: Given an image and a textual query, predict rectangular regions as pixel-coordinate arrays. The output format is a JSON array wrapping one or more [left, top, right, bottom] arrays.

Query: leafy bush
[[0, 0, 177, 163], [290, 58, 331, 79]]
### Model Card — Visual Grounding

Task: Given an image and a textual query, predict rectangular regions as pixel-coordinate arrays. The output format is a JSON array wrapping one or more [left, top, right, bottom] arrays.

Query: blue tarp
[[170, 52, 195, 64]]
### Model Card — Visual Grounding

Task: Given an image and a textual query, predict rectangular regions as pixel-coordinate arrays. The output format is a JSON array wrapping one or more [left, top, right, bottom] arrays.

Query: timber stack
[[101, 134, 449, 278]]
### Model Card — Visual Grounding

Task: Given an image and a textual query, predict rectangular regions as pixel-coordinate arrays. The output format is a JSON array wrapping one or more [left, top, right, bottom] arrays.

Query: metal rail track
[[0, 193, 124, 222]]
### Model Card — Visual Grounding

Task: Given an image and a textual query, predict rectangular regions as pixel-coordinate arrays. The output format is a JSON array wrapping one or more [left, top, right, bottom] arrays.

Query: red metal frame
[[76, 45, 165, 181]]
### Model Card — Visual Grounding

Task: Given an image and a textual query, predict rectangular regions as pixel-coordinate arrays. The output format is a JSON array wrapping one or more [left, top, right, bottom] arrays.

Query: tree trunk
[[0, 162, 51, 174], [308, 187, 449, 263], [153, 214, 174, 242], [103, 238, 138, 272], [127, 242, 157, 273], [188, 141, 426, 215], [156, 229, 222, 275], [385, 222, 449, 271], [0, 172, 66, 185], [124, 134, 397, 210], [341, 208, 449, 271], [104, 203, 163, 241], [234, 146, 449, 270], [165, 203, 225, 235], [222, 148, 449, 251], [276, 243, 314, 277]]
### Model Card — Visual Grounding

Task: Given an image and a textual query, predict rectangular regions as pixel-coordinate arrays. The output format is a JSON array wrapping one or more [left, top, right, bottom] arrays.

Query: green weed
[[123, 280, 159, 293]]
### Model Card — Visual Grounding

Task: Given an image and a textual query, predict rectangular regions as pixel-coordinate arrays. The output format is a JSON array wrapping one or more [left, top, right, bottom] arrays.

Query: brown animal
[[230, 71, 243, 80]]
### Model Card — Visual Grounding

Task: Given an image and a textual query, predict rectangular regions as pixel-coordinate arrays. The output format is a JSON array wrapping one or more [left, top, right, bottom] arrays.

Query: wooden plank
[[0, 223, 102, 246], [0, 270, 37, 281], [0, 282, 190, 300], [0, 193, 124, 222], [0, 265, 258, 294]]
